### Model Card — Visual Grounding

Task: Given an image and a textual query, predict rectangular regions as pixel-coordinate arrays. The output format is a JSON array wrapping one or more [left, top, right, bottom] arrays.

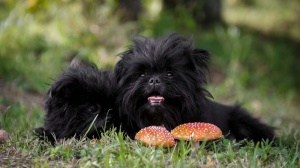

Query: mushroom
[[0, 129, 8, 142], [135, 126, 175, 147], [171, 122, 222, 148]]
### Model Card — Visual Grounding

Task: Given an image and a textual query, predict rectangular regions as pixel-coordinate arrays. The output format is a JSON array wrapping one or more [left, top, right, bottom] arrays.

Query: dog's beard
[[118, 76, 206, 131], [134, 98, 182, 130]]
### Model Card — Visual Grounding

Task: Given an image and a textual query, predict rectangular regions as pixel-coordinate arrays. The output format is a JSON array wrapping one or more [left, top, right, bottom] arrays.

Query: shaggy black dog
[[35, 61, 119, 143], [114, 33, 275, 142]]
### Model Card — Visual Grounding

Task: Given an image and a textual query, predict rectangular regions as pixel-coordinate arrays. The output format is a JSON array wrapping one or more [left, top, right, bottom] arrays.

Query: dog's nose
[[149, 77, 161, 85]]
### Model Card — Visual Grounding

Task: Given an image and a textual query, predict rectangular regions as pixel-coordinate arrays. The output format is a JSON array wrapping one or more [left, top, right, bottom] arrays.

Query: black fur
[[35, 61, 119, 143], [115, 33, 275, 142]]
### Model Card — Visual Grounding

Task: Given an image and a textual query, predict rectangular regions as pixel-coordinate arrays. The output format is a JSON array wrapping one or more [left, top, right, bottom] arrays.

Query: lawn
[[0, 82, 299, 167], [1, 1, 299, 167]]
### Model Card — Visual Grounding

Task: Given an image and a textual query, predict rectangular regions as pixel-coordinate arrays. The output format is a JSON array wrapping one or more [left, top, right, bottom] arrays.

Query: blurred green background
[[0, 0, 299, 133]]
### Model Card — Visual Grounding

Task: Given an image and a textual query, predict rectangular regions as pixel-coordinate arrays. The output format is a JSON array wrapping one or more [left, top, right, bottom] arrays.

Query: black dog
[[35, 60, 119, 143], [114, 33, 275, 142]]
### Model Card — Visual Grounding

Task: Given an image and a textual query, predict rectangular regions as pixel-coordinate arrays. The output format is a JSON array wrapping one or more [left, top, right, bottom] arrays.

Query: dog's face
[[39, 61, 118, 141], [115, 34, 210, 133]]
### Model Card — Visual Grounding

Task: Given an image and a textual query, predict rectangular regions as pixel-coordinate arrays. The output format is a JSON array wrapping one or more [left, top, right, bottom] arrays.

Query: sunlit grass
[[223, 0, 300, 40]]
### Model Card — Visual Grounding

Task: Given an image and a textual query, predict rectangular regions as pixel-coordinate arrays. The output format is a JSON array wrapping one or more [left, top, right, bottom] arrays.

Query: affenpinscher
[[114, 33, 275, 142], [35, 60, 119, 143]]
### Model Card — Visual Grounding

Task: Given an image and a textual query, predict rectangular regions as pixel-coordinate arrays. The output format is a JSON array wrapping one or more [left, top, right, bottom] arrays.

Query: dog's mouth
[[148, 92, 164, 106]]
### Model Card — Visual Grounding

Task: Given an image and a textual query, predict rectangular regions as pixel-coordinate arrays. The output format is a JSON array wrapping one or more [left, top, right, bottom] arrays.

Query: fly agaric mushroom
[[171, 122, 222, 142], [135, 126, 175, 147], [0, 129, 8, 142]]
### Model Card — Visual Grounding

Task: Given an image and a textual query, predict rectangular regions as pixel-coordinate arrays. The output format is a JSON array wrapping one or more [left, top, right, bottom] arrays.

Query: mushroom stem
[[189, 133, 200, 149], [188, 141, 200, 158], [190, 141, 200, 149]]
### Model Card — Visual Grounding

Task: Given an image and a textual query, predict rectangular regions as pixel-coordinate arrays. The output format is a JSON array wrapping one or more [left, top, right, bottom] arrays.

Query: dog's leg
[[206, 100, 275, 142], [228, 106, 275, 142], [34, 127, 56, 143]]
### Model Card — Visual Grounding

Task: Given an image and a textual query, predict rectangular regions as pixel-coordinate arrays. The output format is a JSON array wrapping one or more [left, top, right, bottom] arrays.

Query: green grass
[[1, 1, 300, 167], [1, 81, 299, 167]]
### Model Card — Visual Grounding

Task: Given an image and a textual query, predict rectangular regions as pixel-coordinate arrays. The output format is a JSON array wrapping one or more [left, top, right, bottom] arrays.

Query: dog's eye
[[140, 73, 145, 77], [88, 105, 99, 113], [166, 72, 173, 77]]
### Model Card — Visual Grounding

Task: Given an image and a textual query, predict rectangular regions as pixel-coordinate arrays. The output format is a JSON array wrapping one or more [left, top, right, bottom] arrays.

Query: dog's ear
[[114, 59, 132, 88], [48, 71, 81, 100], [48, 60, 100, 100], [191, 48, 210, 77], [47, 78, 80, 101], [114, 59, 124, 82], [114, 49, 133, 82], [70, 57, 82, 68], [70, 57, 98, 70]]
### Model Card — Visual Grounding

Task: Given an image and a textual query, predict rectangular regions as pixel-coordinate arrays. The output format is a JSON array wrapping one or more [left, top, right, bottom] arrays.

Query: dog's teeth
[[148, 96, 165, 102], [148, 96, 164, 106]]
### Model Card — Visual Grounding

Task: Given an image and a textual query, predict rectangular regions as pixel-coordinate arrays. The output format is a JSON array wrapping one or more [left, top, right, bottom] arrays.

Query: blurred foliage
[[0, 0, 136, 92], [198, 26, 300, 99], [224, 0, 300, 41], [0, 0, 299, 101]]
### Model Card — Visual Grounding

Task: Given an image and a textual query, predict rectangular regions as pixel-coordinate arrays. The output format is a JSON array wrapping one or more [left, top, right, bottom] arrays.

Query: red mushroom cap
[[171, 122, 222, 141], [135, 126, 175, 147]]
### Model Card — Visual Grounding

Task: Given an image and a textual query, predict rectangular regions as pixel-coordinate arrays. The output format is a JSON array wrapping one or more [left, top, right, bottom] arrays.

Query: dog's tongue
[[148, 96, 164, 104]]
